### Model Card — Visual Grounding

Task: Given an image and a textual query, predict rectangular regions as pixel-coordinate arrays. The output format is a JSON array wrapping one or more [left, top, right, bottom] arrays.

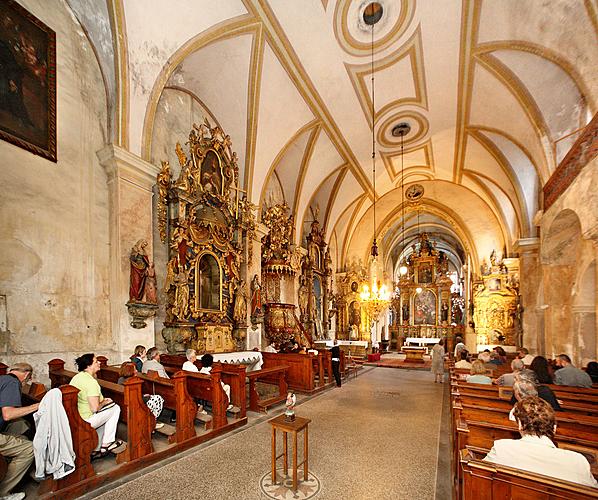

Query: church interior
[[0, 0, 596, 498]]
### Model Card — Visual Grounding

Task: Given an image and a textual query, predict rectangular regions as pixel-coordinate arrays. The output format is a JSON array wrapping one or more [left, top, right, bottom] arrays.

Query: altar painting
[[414, 289, 436, 325], [195, 253, 221, 311], [200, 149, 223, 196], [418, 263, 433, 284]]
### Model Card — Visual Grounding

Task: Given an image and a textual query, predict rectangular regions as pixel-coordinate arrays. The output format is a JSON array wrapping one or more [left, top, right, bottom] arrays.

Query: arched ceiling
[[71, 0, 597, 272]]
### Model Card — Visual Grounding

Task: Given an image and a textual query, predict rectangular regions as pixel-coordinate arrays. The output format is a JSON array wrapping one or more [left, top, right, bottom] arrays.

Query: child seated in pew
[[199, 354, 233, 411], [117, 362, 165, 429], [70, 354, 126, 458], [484, 396, 597, 488], [466, 360, 492, 385]]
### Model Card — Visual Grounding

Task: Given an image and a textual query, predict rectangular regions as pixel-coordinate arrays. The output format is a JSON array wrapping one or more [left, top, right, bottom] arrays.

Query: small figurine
[[284, 392, 296, 422]]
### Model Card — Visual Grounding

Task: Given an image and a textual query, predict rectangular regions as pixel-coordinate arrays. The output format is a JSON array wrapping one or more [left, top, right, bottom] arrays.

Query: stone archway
[[574, 261, 596, 366], [541, 209, 582, 360]]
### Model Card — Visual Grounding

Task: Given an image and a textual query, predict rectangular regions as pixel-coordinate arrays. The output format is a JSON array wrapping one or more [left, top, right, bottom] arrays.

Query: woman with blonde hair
[[467, 359, 492, 384]]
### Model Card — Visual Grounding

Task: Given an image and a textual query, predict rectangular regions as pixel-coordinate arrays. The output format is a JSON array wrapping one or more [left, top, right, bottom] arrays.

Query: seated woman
[[485, 396, 597, 488], [199, 354, 233, 411], [511, 371, 561, 411], [117, 362, 164, 429], [587, 361, 598, 384], [466, 360, 492, 384], [129, 345, 146, 372], [70, 353, 125, 457], [493, 346, 508, 364], [182, 349, 199, 372]]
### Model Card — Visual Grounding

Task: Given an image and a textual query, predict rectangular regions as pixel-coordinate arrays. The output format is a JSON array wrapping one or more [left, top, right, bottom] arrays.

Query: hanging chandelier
[[359, 2, 390, 319]]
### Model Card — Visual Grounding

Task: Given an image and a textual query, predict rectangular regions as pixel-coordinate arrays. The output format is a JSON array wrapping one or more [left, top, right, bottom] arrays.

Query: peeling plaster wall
[[535, 158, 598, 365], [0, 0, 112, 382]]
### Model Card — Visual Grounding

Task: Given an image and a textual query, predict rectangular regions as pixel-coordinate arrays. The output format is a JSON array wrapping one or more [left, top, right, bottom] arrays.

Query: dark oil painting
[[0, 0, 56, 162]]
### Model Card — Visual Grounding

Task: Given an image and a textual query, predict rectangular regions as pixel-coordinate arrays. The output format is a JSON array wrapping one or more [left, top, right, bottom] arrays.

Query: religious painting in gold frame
[[199, 148, 224, 197], [194, 251, 223, 312], [413, 288, 436, 325]]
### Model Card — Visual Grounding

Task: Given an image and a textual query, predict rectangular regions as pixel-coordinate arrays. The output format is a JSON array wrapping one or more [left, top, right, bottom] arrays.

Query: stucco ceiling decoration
[[345, 25, 427, 128], [377, 110, 428, 148], [333, 0, 415, 56], [380, 140, 435, 182]]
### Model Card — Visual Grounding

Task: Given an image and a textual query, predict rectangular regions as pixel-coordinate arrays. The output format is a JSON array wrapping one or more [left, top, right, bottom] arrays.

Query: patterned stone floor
[[87, 367, 448, 500]]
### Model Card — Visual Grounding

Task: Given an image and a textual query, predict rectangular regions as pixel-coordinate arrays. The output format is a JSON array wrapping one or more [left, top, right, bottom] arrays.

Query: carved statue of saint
[[129, 239, 150, 302], [298, 280, 309, 318], [250, 274, 262, 318], [144, 263, 158, 304], [233, 280, 248, 325], [441, 301, 449, 322], [173, 266, 189, 320], [402, 303, 410, 322]]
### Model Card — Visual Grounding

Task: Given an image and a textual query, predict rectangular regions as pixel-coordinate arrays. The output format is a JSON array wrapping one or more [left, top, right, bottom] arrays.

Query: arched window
[[196, 253, 221, 311]]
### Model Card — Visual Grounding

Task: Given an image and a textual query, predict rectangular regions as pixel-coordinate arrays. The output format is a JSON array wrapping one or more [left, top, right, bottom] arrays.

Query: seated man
[[495, 358, 524, 386], [554, 354, 593, 388], [199, 354, 233, 411], [454, 350, 472, 370], [517, 347, 535, 366], [0, 363, 39, 499], [485, 396, 597, 488], [142, 347, 169, 378]]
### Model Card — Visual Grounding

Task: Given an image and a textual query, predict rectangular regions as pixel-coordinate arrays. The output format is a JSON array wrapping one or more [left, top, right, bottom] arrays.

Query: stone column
[[97, 145, 160, 361], [514, 238, 541, 354], [246, 222, 267, 350]]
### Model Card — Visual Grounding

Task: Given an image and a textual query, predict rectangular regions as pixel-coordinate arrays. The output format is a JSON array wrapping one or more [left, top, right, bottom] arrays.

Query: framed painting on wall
[[0, 0, 56, 162]]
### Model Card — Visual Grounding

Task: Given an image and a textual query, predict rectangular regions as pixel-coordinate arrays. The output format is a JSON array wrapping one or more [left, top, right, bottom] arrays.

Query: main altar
[[391, 233, 461, 352]]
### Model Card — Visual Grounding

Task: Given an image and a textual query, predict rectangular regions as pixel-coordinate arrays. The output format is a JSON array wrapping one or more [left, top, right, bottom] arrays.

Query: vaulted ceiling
[[68, 0, 597, 278]]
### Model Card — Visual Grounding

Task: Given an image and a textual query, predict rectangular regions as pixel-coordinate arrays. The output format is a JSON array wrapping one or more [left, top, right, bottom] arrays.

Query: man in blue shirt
[[0, 363, 40, 499]]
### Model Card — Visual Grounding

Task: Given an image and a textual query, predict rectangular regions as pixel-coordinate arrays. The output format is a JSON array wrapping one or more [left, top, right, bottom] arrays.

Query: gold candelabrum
[[360, 280, 391, 321]]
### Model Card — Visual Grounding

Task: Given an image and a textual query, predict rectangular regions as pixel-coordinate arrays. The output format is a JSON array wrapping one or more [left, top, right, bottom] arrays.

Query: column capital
[[514, 238, 540, 254], [97, 144, 159, 189]]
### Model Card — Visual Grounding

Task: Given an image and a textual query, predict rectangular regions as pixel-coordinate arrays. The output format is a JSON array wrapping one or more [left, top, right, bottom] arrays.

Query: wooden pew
[[261, 352, 321, 393], [96, 366, 197, 445], [159, 354, 247, 419], [48, 359, 154, 463], [38, 385, 97, 496], [246, 365, 288, 413], [460, 449, 598, 499]]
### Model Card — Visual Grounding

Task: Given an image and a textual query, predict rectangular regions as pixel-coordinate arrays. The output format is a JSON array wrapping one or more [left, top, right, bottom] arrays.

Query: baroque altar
[[156, 120, 256, 353], [473, 251, 521, 347], [392, 233, 456, 348]]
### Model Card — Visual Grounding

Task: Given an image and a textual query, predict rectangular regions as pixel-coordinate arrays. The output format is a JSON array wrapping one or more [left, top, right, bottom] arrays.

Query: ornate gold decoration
[[157, 120, 256, 353], [473, 251, 521, 346]]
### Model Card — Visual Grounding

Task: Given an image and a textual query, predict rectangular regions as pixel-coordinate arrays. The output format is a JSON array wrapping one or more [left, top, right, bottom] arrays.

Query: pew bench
[[460, 449, 598, 499], [247, 365, 289, 413]]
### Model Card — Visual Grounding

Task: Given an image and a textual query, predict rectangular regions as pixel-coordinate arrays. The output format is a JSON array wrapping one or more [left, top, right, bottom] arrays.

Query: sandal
[[101, 440, 126, 454]]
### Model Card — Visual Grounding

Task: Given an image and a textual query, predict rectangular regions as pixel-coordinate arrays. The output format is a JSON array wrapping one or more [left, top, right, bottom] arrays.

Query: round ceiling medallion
[[333, 0, 415, 56], [406, 183, 424, 202], [377, 110, 428, 148]]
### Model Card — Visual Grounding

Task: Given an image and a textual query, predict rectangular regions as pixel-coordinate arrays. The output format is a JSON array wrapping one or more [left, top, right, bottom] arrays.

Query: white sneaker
[[1, 492, 26, 500], [227, 404, 234, 411], [155, 422, 165, 429]]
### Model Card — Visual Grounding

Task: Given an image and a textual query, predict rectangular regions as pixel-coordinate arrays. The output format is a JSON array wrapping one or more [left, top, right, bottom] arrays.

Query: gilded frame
[[194, 251, 223, 313], [0, 0, 57, 162]]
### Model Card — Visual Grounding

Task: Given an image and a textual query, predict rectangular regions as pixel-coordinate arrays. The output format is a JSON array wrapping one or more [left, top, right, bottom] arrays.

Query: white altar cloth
[[314, 340, 369, 348], [213, 351, 263, 372], [405, 337, 440, 347]]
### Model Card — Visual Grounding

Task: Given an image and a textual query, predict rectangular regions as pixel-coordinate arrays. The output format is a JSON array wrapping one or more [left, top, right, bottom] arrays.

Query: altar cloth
[[213, 351, 263, 372]]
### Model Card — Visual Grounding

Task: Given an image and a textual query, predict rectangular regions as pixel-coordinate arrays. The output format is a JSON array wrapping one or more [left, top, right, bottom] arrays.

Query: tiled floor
[[88, 367, 448, 500]]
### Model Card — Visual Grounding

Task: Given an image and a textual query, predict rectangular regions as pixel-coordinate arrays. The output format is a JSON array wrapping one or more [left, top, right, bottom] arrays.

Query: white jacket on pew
[[33, 388, 76, 480], [484, 435, 598, 488]]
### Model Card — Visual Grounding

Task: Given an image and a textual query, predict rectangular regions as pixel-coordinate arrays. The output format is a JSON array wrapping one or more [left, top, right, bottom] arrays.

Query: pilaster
[[513, 238, 541, 354], [97, 144, 160, 360]]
